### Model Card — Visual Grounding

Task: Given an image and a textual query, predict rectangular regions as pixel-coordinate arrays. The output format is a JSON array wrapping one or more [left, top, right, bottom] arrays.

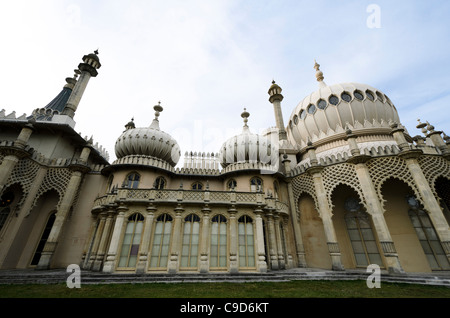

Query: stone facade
[[0, 52, 449, 275]]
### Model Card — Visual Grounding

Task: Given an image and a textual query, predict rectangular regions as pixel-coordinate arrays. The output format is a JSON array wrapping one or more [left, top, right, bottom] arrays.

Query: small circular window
[[317, 99, 327, 109], [293, 115, 298, 124], [354, 90, 364, 100], [366, 90, 374, 101], [307, 104, 316, 114], [299, 110, 306, 119], [376, 91, 384, 102], [329, 95, 339, 105], [341, 92, 352, 102]]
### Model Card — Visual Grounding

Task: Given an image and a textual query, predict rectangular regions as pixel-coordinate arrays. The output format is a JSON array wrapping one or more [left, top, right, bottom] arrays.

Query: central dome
[[287, 62, 401, 149], [114, 104, 181, 167], [219, 108, 274, 168]]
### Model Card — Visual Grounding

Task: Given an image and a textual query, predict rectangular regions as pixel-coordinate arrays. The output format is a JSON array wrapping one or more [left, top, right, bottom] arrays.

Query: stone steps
[[0, 269, 449, 287]]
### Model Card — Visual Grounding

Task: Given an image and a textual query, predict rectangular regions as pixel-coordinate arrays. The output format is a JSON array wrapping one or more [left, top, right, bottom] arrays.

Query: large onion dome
[[114, 103, 181, 167], [219, 108, 274, 168], [286, 61, 402, 150]]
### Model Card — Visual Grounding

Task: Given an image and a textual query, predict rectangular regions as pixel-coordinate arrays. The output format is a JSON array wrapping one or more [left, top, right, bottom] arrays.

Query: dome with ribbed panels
[[219, 108, 274, 168], [286, 61, 401, 149], [114, 103, 181, 167]]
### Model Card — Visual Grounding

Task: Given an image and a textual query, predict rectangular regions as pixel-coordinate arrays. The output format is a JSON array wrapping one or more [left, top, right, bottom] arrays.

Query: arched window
[[238, 215, 255, 268], [31, 212, 56, 266], [273, 181, 279, 199], [154, 176, 166, 190], [105, 175, 114, 193], [344, 197, 383, 267], [118, 213, 144, 268], [227, 179, 237, 190], [407, 196, 450, 270], [149, 213, 173, 269], [250, 177, 263, 192], [181, 214, 201, 269], [0, 191, 14, 232], [125, 173, 140, 189], [192, 182, 203, 190], [211, 215, 227, 269]]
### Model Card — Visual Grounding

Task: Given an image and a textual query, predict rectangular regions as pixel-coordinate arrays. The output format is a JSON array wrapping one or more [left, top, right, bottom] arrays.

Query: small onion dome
[[219, 108, 273, 168], [114, 103, 181, 167], [287, 63, 401, 149]]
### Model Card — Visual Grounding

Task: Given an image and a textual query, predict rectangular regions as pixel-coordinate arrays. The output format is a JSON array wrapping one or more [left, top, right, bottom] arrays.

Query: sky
[[0, 0, 449, 165]]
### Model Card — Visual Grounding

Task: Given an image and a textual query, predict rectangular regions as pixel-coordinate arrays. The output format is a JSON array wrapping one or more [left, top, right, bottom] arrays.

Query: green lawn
[[0, 280, 449, 298]]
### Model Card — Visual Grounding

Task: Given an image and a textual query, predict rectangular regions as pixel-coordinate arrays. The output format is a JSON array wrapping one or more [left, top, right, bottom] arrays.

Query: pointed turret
[[62, 50, 101, 118]]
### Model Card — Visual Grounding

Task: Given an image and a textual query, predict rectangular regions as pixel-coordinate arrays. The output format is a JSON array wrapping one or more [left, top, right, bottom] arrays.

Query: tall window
[[344, 197, 383, 267], [250, 177, 262, 192], [407, 196, 450, 270], [211, 215, 227, 269], [181, 214, 200, 269], [118, 213, 144, 268], [150, 214, 173, 269], [125, 173, 140, 189], [238, 215, 255, 268], [31, 212, 56, 266], [154, 176, 166, 189], [0, 191, 14, 232], [192, 182, 203, 190]]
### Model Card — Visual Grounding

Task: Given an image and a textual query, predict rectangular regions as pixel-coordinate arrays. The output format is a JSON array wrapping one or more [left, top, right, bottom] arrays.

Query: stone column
[[103, 206, 127, 273], [254, 209, 267, 273], [168, 204, 183, 274], [199, 204, 211, 274], [0, 122, 34, 195], [401, 151, 450, 261], [228, 205, 238, 274], [308, 165, 344, 271], [88, 212, 106, 270], [136, 204, 156, 274], [282, 154, 307, 267], [36, 146, 92, 270], [92, 211, 114, 271], [346, 131, 404, 274], [266, 212, 279, 270], [393, 125, 450, 262], [274, 213, 286, 269], [0, 165, 47, 268]]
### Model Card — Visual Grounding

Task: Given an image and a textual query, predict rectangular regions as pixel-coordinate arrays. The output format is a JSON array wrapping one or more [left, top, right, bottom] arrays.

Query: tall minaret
[[62, 50, 101, 118], [268, 80, 287, 141]]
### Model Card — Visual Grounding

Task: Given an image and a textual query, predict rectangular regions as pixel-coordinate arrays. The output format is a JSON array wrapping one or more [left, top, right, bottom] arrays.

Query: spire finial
[[314, 59, 325, 83], [153, 101, 163, 120], [241, 107, 250, 127]]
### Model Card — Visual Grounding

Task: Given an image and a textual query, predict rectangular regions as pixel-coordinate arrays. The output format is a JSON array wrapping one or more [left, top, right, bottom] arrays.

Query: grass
[[0, 280, 449, 298]]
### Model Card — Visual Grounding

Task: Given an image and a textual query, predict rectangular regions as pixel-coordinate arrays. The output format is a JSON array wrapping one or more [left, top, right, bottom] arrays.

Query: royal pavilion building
[[0, 51, 449, 275]]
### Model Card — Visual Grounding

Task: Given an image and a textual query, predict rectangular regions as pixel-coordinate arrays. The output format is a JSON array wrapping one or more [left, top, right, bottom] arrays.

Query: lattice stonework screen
[[291, 173, 317, 219], [366, 156, 422, 209], [321, 163, 366, 209], [32, 168, 73, 209], [418, 156, 450, 197], [5, 158, 40, 205]]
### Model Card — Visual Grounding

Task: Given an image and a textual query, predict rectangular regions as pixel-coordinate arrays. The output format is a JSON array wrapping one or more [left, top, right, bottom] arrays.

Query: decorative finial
[[416, 119, 427, 129], [94, 49, 99, 55], [154, 101, 163, 120], [314, 59, 324, 83], [241, 108, 250, 127]]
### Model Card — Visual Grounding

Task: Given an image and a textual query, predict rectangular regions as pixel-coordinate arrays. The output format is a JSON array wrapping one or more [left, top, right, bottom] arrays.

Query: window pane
[[355, 253, 368, 266], [351, 241, 365, 253]]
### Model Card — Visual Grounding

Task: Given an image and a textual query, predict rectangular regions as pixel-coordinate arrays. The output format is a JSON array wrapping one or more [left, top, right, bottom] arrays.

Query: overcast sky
[[1, 0, 449, 165]]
